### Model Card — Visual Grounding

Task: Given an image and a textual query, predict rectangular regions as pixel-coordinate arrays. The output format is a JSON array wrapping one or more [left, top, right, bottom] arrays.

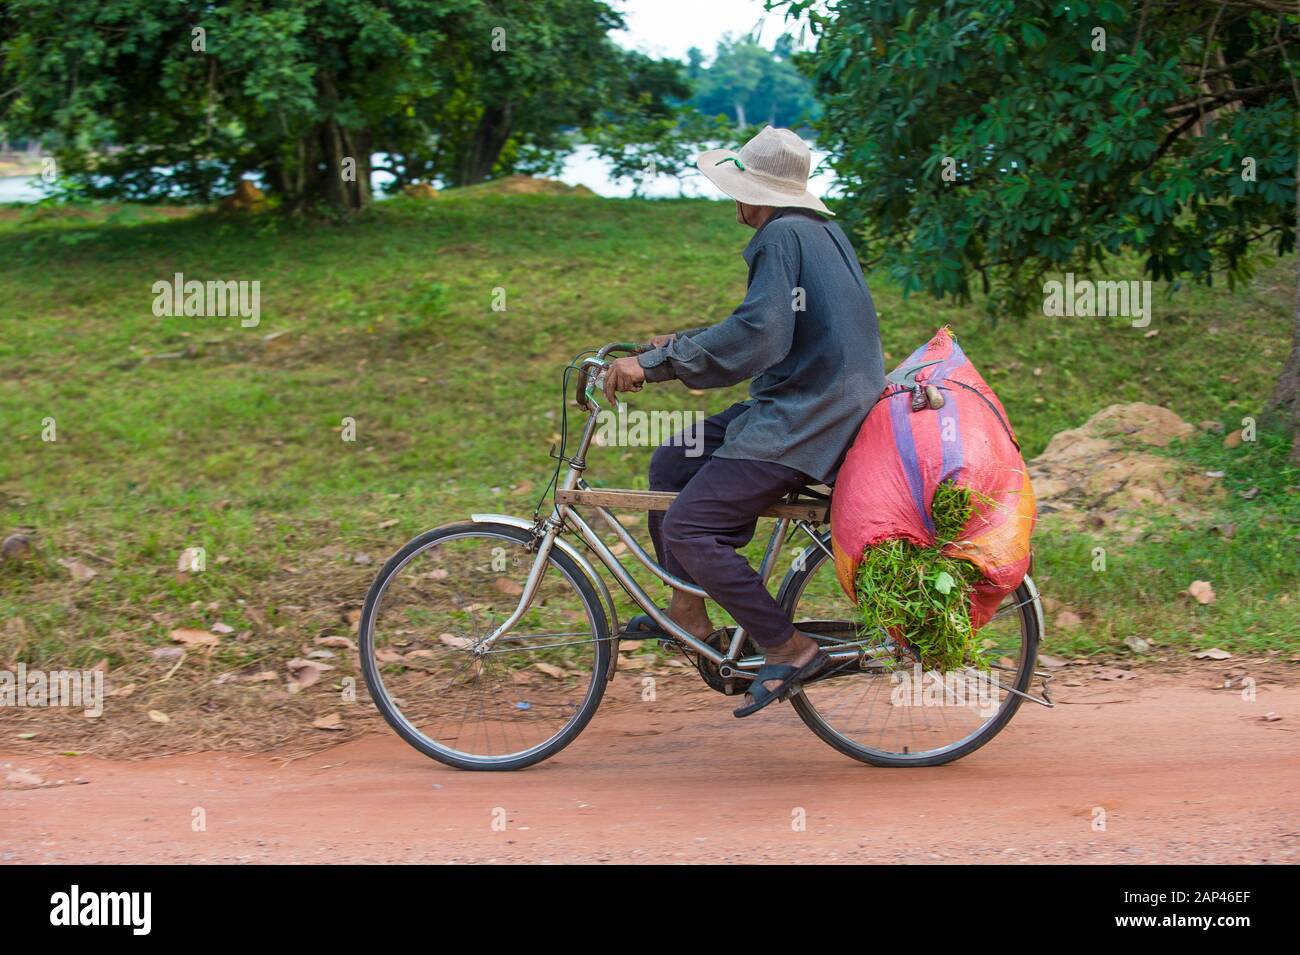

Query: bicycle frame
[[474, 344, 878, 680]]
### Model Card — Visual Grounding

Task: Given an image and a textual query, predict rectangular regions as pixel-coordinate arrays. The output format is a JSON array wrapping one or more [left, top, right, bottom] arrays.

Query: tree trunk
[[1268, 148, 1300, 463], [457, 103, 514, 186], [286, 70, 372, 213]]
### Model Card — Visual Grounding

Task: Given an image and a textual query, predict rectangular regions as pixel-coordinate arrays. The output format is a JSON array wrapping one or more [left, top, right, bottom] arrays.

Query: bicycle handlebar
[[574, 342, 647, 411]]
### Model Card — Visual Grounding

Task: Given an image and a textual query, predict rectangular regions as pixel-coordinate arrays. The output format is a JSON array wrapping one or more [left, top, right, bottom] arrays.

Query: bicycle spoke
[[362, 526, 606, 767], [784, 531, 1039, 764]]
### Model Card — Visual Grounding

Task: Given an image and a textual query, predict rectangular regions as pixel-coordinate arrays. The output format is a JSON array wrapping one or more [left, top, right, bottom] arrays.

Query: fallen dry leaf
[[315, 635, 356, 650], [57, 557, 97, 581], [171, 627, 218, 648], [439, 633, 473, 650], [1054, 610, 1083, 629], [312, 713, 345, 731], [147, 710, 171, 724], [493, 577, 524, 596], [533, 662, 567, 679], [1193, 647, 1232, 660], [1, 533, 33, 562], [1187, 580, 1216, 605], [286, 658, 334, 689]]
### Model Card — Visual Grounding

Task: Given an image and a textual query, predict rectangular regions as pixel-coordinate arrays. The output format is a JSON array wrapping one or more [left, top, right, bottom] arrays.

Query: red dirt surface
[[2, 668, 1296, 864]]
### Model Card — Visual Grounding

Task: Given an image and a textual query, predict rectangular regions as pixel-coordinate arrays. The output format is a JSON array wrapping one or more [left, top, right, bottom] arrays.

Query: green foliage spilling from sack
[[854, 480, 983, 672]]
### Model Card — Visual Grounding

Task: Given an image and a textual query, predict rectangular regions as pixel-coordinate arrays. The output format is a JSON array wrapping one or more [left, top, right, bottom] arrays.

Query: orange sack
[[830, 327, 1037, 629]]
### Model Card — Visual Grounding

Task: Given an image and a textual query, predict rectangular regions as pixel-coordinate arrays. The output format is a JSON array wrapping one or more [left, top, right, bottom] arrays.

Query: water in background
[[0, 145, 837, 205], [0, 175, 45, 202], [556, 143, 837, 199]]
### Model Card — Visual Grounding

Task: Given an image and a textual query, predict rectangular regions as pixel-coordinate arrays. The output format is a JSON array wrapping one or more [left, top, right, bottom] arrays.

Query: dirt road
[[2, 666, 1296, 864]]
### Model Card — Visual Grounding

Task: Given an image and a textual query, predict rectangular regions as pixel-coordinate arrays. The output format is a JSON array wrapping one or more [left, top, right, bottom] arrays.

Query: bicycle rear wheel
[[359, 521, 611, 771], [777, 530, 1041, 767]]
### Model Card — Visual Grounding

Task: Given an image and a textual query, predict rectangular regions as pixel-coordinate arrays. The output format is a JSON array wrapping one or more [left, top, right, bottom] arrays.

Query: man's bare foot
[[665, 592, 714, 641], [757, 629, 820, 694]]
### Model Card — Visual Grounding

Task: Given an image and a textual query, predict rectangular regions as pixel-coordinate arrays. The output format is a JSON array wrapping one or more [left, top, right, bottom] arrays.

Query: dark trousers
[[647, 402, 814, 648]]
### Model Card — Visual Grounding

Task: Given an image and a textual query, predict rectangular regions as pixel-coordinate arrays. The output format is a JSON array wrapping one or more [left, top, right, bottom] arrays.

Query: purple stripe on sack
[[900, 339, 931, 369], [928, 339, 970, 384], [938, 388, 964, 483], [889, 393, 934, 536]]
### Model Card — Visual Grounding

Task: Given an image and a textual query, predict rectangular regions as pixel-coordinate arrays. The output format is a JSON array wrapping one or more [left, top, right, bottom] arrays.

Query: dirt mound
[[402, 182, 439, 199], [1030, 402, 1222, 531], [218, 179, 267, 213], [445, 174, 597, 198]]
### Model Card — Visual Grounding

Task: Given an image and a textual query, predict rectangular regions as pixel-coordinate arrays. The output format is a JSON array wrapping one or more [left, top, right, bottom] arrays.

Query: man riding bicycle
[[599, 126, 885, 717]]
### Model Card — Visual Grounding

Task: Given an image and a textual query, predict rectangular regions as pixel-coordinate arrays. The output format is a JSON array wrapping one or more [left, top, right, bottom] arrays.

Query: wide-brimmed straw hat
[[696, 126, 832, 216]]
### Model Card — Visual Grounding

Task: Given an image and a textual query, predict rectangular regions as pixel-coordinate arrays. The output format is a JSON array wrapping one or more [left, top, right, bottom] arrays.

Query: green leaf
[[933, 571, 956, 595]]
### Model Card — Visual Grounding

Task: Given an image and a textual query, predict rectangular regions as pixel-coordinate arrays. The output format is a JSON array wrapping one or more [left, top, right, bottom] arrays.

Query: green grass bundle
[[854, 480, 983, 672]]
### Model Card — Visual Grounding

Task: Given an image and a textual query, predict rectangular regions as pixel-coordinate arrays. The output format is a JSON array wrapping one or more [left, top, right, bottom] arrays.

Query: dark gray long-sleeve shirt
[[637, 208, 884, 485]]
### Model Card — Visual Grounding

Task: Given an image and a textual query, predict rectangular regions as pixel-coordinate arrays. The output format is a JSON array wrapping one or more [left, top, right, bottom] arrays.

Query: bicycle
[[360, 342, 1052, 771]]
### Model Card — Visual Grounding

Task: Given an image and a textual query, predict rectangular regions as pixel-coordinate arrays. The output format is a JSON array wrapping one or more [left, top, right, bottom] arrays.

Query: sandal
[[621, 612, 669, 641], [733, 649, 831, 718]]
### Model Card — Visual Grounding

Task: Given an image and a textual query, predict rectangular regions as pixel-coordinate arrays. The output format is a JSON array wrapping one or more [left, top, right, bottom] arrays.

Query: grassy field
[[1, 192, 1297, 749]]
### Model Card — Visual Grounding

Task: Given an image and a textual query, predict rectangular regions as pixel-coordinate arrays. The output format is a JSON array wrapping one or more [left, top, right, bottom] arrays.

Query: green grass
[[855, 480, 982, 672], [1, 192, 1297, 686]]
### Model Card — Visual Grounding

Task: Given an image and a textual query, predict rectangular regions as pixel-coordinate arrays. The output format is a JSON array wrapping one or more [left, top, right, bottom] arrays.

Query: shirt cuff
[[637, 347, 677, 382]]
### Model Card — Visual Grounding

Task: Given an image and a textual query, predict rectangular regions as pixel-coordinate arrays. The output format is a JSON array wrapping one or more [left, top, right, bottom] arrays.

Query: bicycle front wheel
[[777, 530, 1041, 767], [359, 521, 611, 771]]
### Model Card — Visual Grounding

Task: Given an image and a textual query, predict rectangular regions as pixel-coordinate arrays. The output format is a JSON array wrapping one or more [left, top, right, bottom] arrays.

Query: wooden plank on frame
[[555, 487, 828, 523]]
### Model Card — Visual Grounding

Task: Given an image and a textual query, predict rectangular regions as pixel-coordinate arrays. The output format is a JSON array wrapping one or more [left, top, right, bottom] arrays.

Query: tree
[[406, 0, 656, 188], [688, 34, 821, 129], [785, 0, 1300, 456], [0, 0, 453, 211], [0, 0, 673, 207], [584, 51, 732, 196]]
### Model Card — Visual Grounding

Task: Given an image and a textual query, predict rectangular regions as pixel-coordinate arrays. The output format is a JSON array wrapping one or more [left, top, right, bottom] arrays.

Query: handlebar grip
[[575, 343, 644, 410], [575, 364, 592, 410]]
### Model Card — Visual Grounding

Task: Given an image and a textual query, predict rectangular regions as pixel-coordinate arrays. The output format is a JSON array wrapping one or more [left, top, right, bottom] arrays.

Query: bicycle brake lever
[[584, 370, 625, 412]]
